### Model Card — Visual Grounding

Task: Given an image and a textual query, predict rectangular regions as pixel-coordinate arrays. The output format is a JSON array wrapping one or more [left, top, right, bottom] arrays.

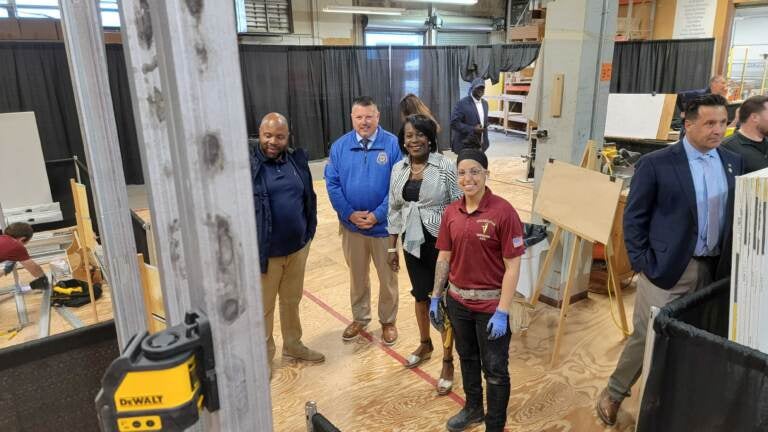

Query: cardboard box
[[18, 19, 58, 40], [0, 19, 22, 40], [104, 31, 122, 44], [519, 67, 535, 79], [507, 23, 544, 41]]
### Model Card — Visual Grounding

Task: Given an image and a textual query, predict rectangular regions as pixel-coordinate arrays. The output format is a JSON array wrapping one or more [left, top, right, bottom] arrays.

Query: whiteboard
[[0, 112, 54, 209], [604, 93, 676, 140]]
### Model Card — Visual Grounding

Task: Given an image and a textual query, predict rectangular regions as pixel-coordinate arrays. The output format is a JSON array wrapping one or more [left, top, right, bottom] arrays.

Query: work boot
[[282, 344, 325, 363], [446, 406, 484, 432], [596, 388, 622, 426]]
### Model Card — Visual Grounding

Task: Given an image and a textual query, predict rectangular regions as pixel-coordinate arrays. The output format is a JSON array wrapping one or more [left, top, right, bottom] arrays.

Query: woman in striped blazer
[[387, 114, 462, 395]]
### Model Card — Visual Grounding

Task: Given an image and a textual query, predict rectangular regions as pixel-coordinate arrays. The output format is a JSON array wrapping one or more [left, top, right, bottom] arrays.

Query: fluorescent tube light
[[398, 0, 479, 4], [322, 5, 406, 16]]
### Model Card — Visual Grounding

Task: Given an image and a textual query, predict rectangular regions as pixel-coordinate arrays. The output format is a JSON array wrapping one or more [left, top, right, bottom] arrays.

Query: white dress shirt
[[473, 96, 485, 126]]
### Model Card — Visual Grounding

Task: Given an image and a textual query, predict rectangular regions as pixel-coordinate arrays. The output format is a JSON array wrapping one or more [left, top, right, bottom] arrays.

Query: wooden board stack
[[729, 167, 768, 353]]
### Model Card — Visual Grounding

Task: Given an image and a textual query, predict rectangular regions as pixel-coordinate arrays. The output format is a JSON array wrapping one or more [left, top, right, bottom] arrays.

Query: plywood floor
[[270, 157, 641, 431], [0, 263, 114, 349]]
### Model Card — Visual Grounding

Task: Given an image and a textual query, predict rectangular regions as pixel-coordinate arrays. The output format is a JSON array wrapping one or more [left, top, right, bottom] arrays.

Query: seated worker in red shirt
[[429, 149, 525, 432], [1, 222, 48, 289]]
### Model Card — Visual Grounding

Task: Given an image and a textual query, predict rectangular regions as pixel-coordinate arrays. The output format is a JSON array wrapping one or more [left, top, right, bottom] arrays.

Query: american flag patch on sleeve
[[512, 236, 524, 247]]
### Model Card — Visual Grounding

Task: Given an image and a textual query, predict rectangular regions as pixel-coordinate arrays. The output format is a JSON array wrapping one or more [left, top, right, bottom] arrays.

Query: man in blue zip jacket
[[250, 113, 323, 372], [325, 96, 403, 345]]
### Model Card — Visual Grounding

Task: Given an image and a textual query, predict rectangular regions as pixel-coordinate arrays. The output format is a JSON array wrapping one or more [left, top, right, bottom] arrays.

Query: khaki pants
[[607, 258, 713, 400], [341, 226, 399, 326], [262, 242, 311, 363]]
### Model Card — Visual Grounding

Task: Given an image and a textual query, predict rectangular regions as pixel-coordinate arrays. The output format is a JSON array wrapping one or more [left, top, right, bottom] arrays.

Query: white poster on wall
[[673, 0, 717, 39]]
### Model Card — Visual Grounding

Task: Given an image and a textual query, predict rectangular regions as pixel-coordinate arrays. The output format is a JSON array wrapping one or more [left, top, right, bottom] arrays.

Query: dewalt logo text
[[119, 395, 164, 407]]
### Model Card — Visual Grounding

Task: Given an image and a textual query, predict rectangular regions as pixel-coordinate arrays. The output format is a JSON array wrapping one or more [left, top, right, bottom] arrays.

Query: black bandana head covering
[[456, 148, 488, 169]]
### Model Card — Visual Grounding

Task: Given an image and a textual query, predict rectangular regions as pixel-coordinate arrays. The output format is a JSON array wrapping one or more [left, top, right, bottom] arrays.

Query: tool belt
[[51, 279, 103, 307], [448, 283, 501, 301]]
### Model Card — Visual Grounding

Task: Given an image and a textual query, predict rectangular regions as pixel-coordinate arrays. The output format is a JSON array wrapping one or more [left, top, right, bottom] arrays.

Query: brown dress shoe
[[342, 322, 367, 341], [596, 388, 622, 426], [381, 323, 398, 345]]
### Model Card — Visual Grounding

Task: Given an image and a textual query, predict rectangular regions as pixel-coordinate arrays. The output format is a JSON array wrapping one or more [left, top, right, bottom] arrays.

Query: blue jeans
[[446, 295, 511, 431]]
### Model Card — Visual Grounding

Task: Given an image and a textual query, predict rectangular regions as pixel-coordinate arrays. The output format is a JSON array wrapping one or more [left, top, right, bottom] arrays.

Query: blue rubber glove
[[2, 261, 15, 276], [429, 296, 444, 331], [487, 309, 509, 340]]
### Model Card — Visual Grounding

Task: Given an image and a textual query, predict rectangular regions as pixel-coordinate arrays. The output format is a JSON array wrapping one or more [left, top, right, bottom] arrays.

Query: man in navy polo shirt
[[325, 96, 403, 345], [250, 112, 323, 371]]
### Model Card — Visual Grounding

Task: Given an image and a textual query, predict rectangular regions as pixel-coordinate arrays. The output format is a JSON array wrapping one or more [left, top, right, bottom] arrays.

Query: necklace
[[410, 162, 426, 175]]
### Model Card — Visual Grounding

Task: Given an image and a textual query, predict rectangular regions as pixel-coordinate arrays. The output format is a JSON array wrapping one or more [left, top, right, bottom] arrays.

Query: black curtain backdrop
[[610, 38, 715, 94], [321, 46, 393, 155], [638, 278, 768, 432], [390, 46, 466, 150], [1, 39, 712, 187], [0, 43, 85, 167], [462, 43, 540, 84], [288, 47, 326, 157], [239, 45, 289, 138], [0, 42, 143, 184]]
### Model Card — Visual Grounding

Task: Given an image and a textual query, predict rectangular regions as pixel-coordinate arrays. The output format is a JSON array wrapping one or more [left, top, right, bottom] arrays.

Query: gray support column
[[147, 0, 273, 430], [59, 0, 146, 348], [533, 0, 618, 303], [118, 0, 190, 325]]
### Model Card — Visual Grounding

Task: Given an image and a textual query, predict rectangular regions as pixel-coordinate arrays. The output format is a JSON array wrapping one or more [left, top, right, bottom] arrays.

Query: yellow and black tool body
[[54, 286, 83, 295], [96, 310, 219, 432]]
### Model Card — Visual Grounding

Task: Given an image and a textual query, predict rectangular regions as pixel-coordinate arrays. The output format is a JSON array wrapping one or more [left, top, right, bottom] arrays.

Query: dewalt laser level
[[95, 310, 220, 432]]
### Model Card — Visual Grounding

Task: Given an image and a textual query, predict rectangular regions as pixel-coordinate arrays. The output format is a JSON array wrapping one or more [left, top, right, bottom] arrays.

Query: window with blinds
[[243, 0, 292, 34]]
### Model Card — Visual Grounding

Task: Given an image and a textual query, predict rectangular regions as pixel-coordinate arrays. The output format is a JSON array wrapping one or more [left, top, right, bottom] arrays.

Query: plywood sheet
[[71, 180, 96, 249], [604, 93, 677, 140], [0, 112, 53, 209], [533, 160, 622, 244]]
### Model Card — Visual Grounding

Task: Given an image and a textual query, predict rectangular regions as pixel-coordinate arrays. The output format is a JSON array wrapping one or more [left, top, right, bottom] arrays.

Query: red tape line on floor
[[302, 289, 465, 407]]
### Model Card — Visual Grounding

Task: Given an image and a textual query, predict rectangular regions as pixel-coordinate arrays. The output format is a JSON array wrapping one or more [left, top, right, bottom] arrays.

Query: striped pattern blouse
[[387, 152, 463, 257]]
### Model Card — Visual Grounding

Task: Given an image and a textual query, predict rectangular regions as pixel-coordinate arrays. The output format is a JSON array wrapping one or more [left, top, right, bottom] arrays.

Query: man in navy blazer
[[596, 94, 744, 426], [450, 78, 490, 153]]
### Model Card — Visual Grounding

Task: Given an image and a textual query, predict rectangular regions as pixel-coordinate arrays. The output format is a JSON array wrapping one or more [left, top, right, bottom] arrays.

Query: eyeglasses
[[457, 168, 486, 178]]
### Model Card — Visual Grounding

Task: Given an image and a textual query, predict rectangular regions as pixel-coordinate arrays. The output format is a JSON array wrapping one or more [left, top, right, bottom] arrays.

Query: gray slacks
[[606, 258, 713, 400]]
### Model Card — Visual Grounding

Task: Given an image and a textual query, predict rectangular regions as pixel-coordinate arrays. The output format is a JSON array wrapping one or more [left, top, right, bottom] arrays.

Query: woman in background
[[398, 94, 441, 148]]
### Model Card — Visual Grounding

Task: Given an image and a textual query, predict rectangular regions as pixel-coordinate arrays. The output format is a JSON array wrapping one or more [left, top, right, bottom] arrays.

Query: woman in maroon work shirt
[[428, 149, 525, 432]]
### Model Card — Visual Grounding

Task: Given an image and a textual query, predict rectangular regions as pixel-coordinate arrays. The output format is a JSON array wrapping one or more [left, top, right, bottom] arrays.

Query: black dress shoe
[[446, 406, 484, 432]]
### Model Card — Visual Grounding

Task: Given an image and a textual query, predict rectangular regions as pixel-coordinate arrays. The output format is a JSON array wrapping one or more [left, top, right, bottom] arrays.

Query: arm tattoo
[[432, 261, 450, 297]]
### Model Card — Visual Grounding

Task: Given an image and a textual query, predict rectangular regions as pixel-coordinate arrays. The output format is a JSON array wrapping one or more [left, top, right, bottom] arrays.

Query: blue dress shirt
[[682, 137, 728, 256], [355, 128, 379, 149]]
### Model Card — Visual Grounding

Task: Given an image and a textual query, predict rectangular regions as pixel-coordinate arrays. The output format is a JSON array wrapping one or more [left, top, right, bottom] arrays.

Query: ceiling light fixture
[[398, 0, 479, 5], [322, 5, 406, 16]]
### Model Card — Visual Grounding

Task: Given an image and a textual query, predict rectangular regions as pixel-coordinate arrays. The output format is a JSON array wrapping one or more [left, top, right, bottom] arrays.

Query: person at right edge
[[429, 149, 525, 432], [596, 94, 744, 426], [721, 95, 768, 173]]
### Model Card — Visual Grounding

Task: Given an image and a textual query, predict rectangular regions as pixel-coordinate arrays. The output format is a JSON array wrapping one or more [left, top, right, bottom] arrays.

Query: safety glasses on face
[[457, 168, 486, 178]]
